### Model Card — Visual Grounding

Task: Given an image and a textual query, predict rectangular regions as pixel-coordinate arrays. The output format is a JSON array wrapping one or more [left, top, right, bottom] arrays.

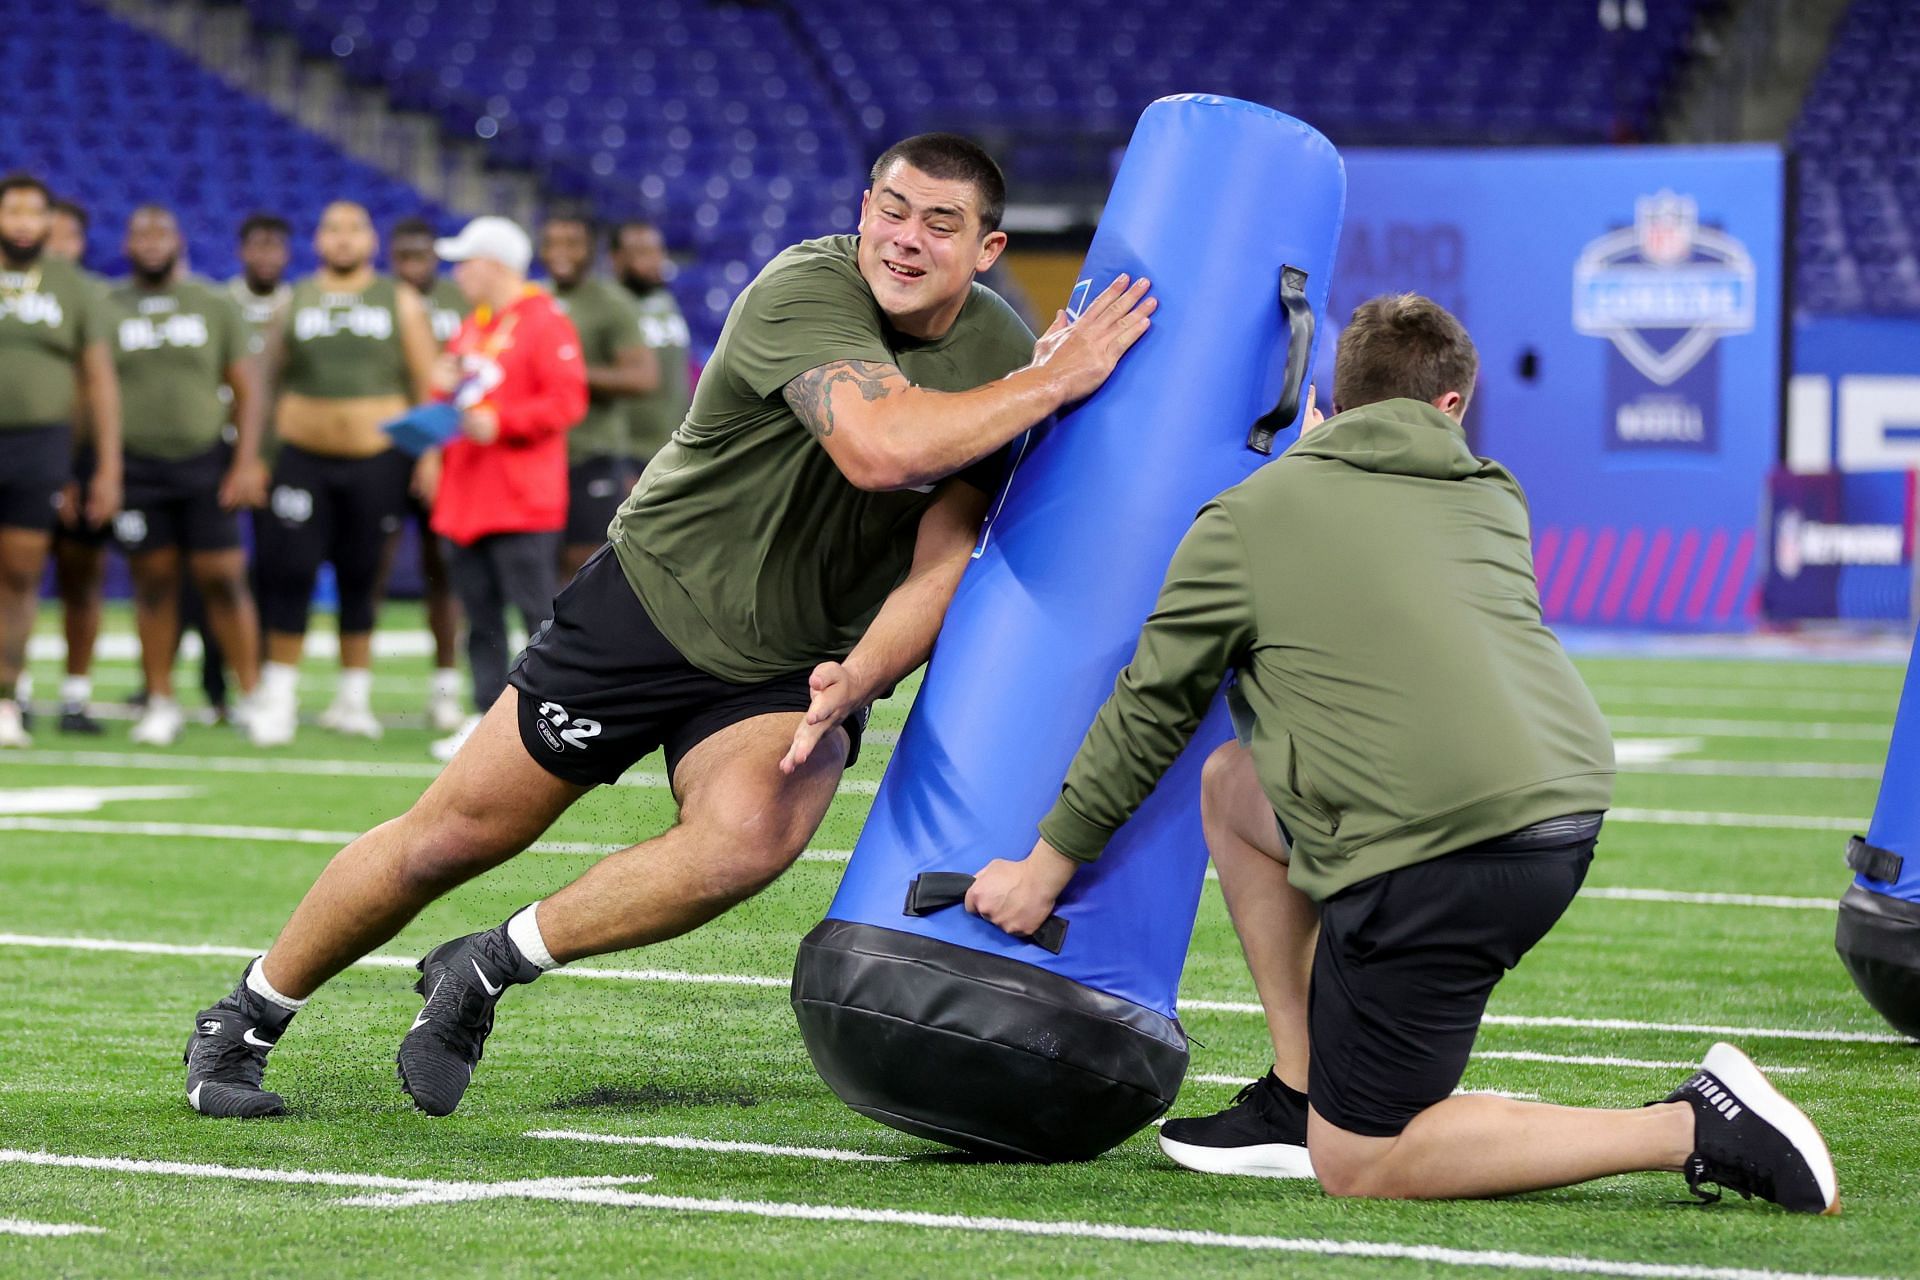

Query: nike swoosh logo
[[410, 978, 444, 1031], [188, 1082, 204, 1112], [471, 960, 502, 997], [242, 1028, 274, 1049]]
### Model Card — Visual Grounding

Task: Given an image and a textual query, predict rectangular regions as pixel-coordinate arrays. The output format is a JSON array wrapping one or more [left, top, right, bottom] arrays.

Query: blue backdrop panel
[[1836, 635, 1920, 1039], [792, 94, 1345, 1161], [1321, 147, 1783, 631]]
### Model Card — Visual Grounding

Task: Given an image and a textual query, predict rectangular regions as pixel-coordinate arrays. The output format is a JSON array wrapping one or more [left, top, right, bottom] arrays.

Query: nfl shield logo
[[1636, 191, 1697, 266]]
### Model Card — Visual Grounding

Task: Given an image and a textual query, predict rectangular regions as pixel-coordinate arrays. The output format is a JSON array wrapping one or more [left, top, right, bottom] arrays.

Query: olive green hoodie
[[1036, 397, 1615, 902]]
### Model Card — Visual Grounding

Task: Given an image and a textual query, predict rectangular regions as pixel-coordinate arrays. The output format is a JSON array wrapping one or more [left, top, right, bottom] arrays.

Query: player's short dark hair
[[543, 207, 598, 240], [1332, 294, 1479, 413], [389, 216, 436, 243], [50, 198, 88, 233], [0, 172, 52, 206], [868, 133, 1006, 234], [609, 217, 657, 252], [238, 212, 291, 243]]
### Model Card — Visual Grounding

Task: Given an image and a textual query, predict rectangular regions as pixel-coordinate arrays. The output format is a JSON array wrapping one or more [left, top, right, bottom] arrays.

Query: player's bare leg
[[0, 526, 52, 746]]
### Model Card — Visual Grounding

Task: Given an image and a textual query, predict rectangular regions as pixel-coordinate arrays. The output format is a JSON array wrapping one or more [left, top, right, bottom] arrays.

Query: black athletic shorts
[[564, 455, 630, 547], [1307, 814, 1601, 1138], [113, 445, 240, 555], [0, 423, 70, 532], [508, 544, 867, 787], [53, 444, 112, 547]]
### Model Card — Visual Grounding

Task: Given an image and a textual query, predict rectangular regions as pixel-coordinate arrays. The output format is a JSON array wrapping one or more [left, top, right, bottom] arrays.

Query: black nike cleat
[[1158, 1069, 1314, 1178], [59, 704, 105, 735], [396, 925, 540, 1117], [1662, 1042, 1840, 1214], [184, 974, 294, 1118]]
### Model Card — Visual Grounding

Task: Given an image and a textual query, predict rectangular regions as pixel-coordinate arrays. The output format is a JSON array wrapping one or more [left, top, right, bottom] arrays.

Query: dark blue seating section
[[1794, 0, 1920, 314], [239, 0, 1704, 346], [3, 1, 452, 283]]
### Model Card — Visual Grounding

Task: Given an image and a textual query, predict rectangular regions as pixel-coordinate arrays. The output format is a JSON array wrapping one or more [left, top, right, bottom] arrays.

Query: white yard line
[[1, 750, 882, 796], [1582, 887, 1836, 911], [1190, 1075, 1545, 1100], [0, 1218, 104, 1237], [1608, 716, 1889, 741], [0, 1149, 1884, 1279], [1608, 807, 1863, 832], [1194, 1047, 1805, 1080], [1618, 761, 1882, 779], [1, 932, 1905, 1045], [1593, 686, 1897, 713], [525, 1130, 905, 1163]]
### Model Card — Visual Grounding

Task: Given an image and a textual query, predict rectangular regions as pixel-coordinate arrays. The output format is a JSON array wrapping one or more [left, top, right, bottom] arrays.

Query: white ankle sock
[[506, 902, 560, 971], [245, 958, 307, 1012], [337, 667, 373, 710], [15, 672, 32, 703], [431, 667, 462, 699], [261, 662, 298, 702], [60, 675, 91, 705]]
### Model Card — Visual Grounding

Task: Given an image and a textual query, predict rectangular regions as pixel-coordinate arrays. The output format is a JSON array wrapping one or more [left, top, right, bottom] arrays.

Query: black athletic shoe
[[1158, 1069, 1314, 1178], [396, 925, 541, 1117], [184, 974, 294, 1118], [1662, 1042, 1840, 1214], [59, 704, 105, 735]]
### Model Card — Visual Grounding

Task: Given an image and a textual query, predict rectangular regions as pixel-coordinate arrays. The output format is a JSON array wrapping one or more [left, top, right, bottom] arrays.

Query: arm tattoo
[[784, 359, 902, 440]]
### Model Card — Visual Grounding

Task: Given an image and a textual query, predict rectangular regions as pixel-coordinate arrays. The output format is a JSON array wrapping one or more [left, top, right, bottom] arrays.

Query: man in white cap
[[418, 215, 586, 759]]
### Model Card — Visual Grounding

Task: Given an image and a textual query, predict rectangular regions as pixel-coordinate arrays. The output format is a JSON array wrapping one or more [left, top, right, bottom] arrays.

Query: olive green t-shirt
[[280, 275, 409, 399], [626, 284, 692, 462], [608, 234, 1034, 683], [226, 277, 290, 357], [423, 276, 468, 346], [0, 256, 109, 429], [109, 278, 245, 460], [554, 276, 644, 462]]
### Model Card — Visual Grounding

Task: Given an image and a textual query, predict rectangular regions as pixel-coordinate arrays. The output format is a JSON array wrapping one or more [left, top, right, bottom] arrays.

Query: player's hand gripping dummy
[[791, 95, 1346, 1162]]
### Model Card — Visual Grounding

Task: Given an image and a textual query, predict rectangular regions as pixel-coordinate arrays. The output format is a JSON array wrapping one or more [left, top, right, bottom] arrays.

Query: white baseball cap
[[434, 216, 532, 275]]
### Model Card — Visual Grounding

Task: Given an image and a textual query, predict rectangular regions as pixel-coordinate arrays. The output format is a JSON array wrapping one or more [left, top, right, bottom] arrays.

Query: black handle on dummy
[[1246, 265, 1315, 455], [903, 872, 1069, 955]]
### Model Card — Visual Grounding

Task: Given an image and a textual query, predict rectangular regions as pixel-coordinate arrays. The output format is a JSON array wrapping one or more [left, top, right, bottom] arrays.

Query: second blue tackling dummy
[[791, 95, 1347, 1160]]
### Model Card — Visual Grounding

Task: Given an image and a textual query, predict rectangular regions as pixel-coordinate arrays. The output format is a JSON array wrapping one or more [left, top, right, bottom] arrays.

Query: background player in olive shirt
[[182, 134, 1156, 1119], [44, 197, 113, 734], [246, 201, 437, 747], [227, 213, 292, 350], [538, 212, 652, 581], [387, 215, 469, 734], [0, 172, 121, 749], [610, 217, 693, 483], [108, 207, 267, 746]]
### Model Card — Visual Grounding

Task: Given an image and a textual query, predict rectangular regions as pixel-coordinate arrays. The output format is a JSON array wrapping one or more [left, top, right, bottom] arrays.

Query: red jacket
[[431, 286, 587, 546]]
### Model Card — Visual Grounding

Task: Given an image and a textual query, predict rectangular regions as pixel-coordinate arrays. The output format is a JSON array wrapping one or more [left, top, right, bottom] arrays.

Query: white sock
[[60, 675, 91, 706], [431, 667, 462, 699], [146, 694, 180, 713], [261, 662, 299, 703], [337, 667, 373, 711], [15, 672, 32, 703], [506, 902, 560, 971], [245, 957, 307, 1012]]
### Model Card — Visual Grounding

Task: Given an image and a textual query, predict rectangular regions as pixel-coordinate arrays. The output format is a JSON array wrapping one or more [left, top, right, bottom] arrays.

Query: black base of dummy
[[791, 920, 1188, 1162], [1836, 884, 1920, 1041]]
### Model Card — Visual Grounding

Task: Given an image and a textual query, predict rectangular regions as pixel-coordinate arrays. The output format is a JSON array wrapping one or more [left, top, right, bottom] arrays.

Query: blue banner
[[1312, 147, 1784, 631]]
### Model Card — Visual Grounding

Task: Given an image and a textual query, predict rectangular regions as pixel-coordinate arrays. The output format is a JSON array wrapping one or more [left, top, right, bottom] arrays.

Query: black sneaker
[[396, 925, 540, 1116], [1158, 1070, 1314, 1178], [1663, 1042, 1839, 1214], [184, 972, 294, 1118], [59, 704, 105, 735]]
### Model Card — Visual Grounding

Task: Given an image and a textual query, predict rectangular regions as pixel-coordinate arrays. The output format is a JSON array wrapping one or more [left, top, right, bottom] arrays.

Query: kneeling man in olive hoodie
[[967, 295, 1838, 1214]]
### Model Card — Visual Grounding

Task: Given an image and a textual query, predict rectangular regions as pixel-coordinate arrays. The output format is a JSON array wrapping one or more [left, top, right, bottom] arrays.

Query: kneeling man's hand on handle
[[965, 839, 1080, 939]]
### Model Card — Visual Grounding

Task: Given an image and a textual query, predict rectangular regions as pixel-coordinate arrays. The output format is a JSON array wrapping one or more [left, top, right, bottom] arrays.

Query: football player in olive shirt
[[183, 133, 1156, 1119], [45, 197, 114, 733], [539, 212, 652, 581], [611, 217, 693, 479], [227, 213, 293, 353], [0, 173, 121, 749], [108, 207, 267, 747], [387, 215, 470, 733]]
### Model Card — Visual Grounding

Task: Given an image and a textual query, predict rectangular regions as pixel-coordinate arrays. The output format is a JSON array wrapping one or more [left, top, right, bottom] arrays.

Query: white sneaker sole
[[1158, 1131, 1316, 1179], [1703, 1041, 1841, 1214]]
